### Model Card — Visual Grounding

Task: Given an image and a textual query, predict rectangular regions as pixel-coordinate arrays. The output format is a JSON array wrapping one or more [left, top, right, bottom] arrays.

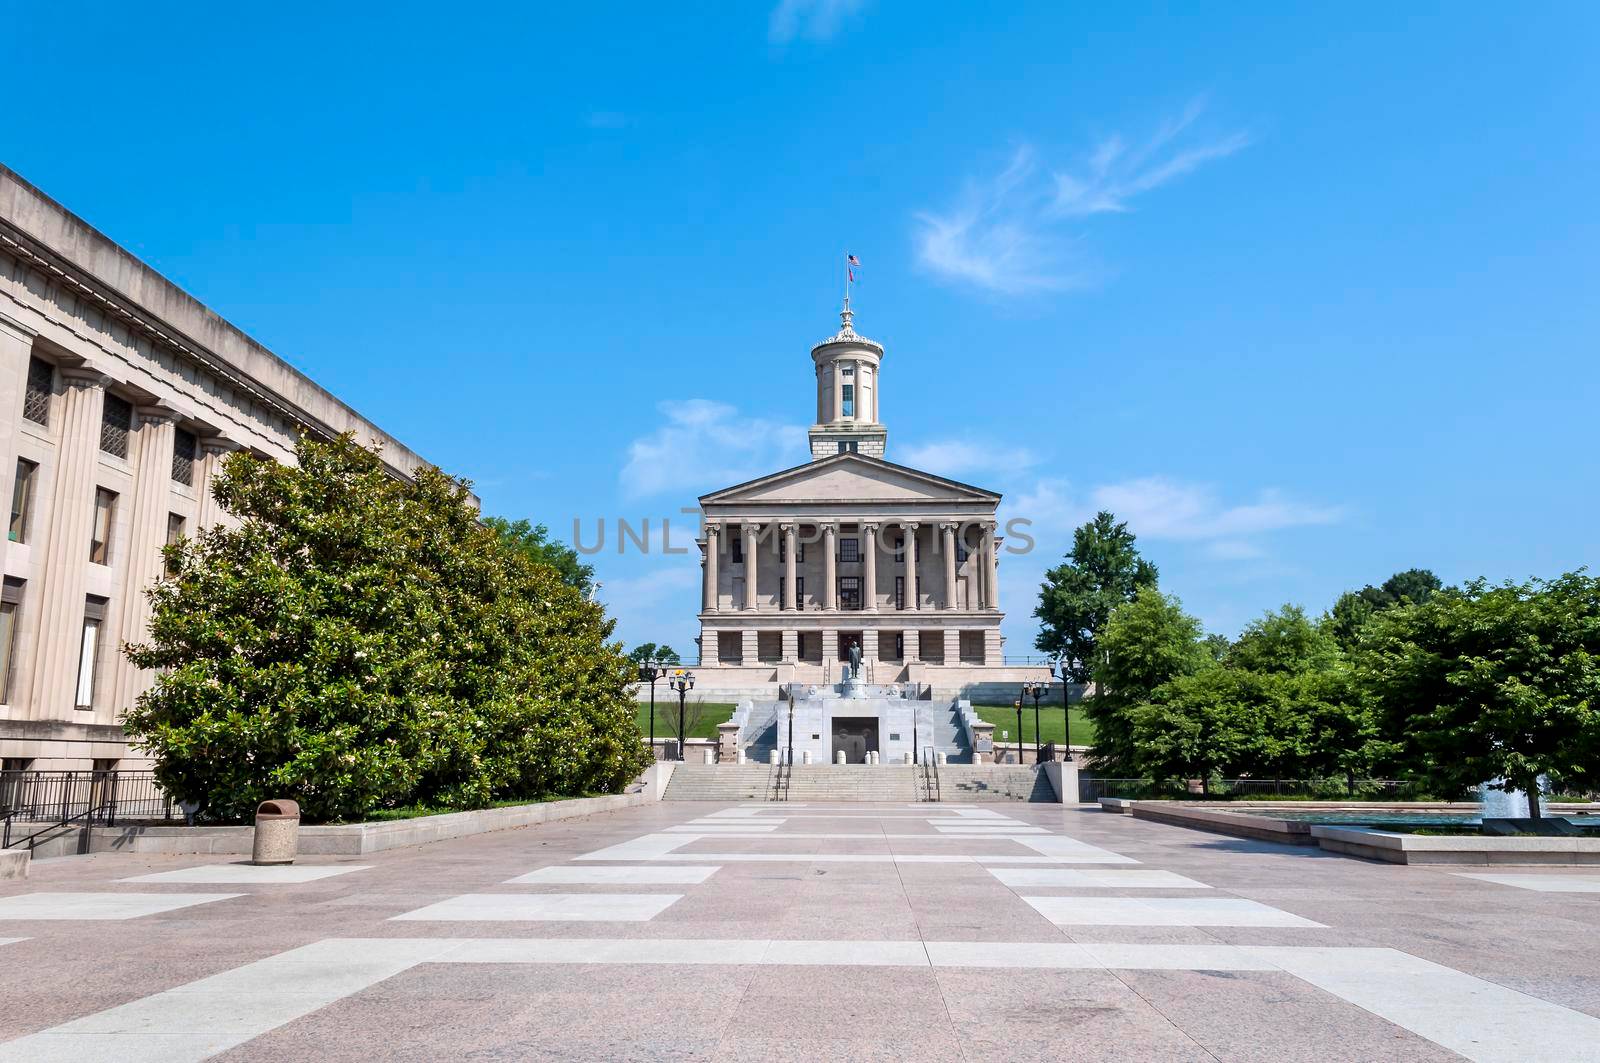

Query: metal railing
[[921, 746, 940, 802], [1, 770, 179, 848]]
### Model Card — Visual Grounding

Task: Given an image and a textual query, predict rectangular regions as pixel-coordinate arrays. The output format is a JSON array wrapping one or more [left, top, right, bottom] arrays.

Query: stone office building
[[694, 304, 1047, 700], [0, 166, 449, 771]]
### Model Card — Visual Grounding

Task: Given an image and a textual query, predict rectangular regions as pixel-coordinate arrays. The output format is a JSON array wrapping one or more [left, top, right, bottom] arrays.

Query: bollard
[[703, 749, 714, 765], [835, 750, 846, 765], [802, 750, 813, 764], [769, 749, 780, 765], [251, 799, 300, 866]]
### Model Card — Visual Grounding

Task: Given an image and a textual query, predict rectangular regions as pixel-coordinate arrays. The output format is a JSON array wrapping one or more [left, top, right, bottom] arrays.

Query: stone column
[[742, 523, 759, 611], [782, 523, 797, 611], [702, 524, 719, 613], [862, 522, 878, 612], [822, 524, 837, 610], [981, 522, 997, 610], [32, 368, 108, 721], [903, 522, 919, 612], [941, 523, 958, 611], [195, 437, 239, 529], [108, 407, 176, 716]]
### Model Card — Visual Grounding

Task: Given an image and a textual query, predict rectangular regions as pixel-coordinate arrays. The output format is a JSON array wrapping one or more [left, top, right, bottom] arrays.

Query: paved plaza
[[3, 802, 1600, 1061]]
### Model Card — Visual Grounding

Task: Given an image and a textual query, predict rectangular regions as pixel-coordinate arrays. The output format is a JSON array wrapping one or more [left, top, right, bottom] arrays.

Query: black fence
[[1077, 777, 1439, 803], [0, 770, 179, 837]]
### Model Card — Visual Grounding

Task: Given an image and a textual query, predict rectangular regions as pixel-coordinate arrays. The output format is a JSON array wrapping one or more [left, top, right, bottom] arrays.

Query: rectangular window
[[894, 576, 905, 611], [100, 394, 133, 458], [0, 578, 21, 703], [90, 487, 117, 564], [838, 576, 861, 611], [9, 459, 37, 543], [839, 537, 860, 563], [76, 596, 108, 709], [165, 513, 186, 576], [841, 383, 854, 417], [172, 428, 197, 486], [23, 358, 53, 426]]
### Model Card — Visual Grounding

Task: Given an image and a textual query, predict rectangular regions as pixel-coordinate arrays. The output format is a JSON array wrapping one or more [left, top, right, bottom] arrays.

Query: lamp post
[[1050, 657, 1074, 762], [1022, 680, 1048, 762], [669, 671, 695, 762], [638, 660, 670, 759], [1014, 697, 1025, 766]]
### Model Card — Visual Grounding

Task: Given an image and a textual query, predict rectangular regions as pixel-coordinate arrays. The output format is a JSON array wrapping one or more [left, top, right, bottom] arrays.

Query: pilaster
[[195, 437, 239, 529], [107, 407, 176, 717], [32, 368, 107, 721]]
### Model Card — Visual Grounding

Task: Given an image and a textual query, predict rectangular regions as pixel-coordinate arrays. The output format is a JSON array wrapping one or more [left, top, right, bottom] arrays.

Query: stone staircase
[[937, 765, 1055, 802], [662, 763, 1056, 802]]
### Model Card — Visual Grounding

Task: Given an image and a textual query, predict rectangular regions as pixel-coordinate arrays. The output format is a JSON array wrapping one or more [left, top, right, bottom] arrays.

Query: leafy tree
[[627, 642, 681, 667], [1034, 511, 1159, 683], [124, 434, 649, 823], [483, 517, 595, 593], [1086, 586, 1207, 774], [1229, 604, 1340, 675], [1356, 572, 1600, 817], [1327, 568, 1443, 649]]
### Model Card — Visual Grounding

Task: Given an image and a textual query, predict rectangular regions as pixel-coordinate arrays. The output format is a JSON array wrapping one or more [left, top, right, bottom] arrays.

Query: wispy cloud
[[915, 100, 1250, 295], [897, 437, 1037, 479], [1007, 476, 1340, 556], [620, 399, 806, 499], [769, 0, 865, 42]]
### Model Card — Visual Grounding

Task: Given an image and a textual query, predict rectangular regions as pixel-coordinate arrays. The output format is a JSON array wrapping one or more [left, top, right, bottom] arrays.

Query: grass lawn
[[974, 705, 1096, 748], [635, 701, 737, 740]]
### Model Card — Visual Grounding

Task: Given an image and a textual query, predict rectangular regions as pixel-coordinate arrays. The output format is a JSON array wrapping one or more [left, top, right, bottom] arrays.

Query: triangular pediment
[[700, 454, 999, 506]]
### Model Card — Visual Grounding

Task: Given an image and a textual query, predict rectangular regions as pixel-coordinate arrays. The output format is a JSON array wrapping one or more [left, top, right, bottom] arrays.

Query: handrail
[[921, 746, 941, 802]]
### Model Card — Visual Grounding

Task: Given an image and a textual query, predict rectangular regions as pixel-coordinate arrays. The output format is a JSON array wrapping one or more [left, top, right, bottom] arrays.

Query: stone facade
[[0, 165, 455, 770], [693, 306, 1046, 699]]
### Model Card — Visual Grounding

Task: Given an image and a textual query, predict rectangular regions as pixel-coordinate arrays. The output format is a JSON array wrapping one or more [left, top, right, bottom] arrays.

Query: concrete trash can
[[251, 799, 301, 865]]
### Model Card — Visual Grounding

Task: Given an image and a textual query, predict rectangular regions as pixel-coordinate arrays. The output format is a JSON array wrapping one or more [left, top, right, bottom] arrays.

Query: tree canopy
[[628, 643, 681, 667], [482, 517, 595, 593], [124, 434, 649, 823], [1034, 511, 1159, 683], [1355, 573, 1600, 815]]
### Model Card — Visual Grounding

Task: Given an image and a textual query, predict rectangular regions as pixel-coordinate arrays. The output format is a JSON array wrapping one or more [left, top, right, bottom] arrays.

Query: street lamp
[[638, 659, 670, 758], [1013, 697, 1024, 766], [1050, 657, 1074, 762], [668, 670, 695, 762], [1022, 680, 1048, 761]]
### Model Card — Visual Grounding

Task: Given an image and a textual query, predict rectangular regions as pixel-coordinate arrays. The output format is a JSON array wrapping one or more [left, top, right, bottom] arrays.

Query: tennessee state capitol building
[[0, 166, 450, 771], [693, 301, 1046, 702]]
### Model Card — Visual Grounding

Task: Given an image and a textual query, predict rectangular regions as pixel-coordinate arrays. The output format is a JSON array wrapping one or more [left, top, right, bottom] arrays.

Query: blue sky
[[8, 2, 1598, 657]]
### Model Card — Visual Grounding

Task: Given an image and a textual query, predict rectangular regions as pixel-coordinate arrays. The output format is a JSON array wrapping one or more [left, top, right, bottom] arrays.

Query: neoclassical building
[[0, 165, 454, 771], [693, 305, 1043, 700]]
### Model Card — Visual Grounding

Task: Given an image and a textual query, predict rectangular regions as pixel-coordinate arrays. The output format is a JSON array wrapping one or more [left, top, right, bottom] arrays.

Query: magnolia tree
[[124, 434, 649, 822]]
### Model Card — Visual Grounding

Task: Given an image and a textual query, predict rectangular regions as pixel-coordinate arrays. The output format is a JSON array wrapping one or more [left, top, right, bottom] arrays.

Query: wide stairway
[[662, 763, 1052, 802]]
